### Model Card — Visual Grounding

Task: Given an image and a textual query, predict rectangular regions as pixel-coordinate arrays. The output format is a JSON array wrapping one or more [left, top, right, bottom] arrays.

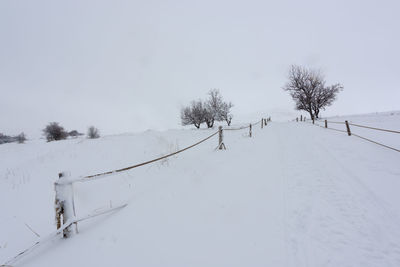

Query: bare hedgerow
[[87, 126, 100, 139], [43, 122, 68, 142]]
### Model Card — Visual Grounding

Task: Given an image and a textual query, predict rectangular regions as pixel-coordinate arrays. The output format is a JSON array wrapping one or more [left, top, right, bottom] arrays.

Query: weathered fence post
[[300, 115, 303, 121], [249, 124, 252, 137], [325, 120, 328, 128], [261, 118, 264, 129], [55, 172, 77, 238], [264, 118, 267, 126], [218, 126, 226, 150], [345, 120, 351, 136]]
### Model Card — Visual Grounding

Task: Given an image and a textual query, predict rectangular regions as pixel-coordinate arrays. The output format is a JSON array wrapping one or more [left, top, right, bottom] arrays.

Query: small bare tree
[[181, 100, 206, 129], [220, 102, 233, 126], [17, 132, 26, 143], [87, 126, 100, 139], [204, 89, 224, 128], [283, 65, 342, 119], [43, 122, 68, 142]]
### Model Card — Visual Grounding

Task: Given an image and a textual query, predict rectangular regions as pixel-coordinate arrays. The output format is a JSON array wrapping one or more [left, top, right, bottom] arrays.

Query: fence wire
[[303, 119, 400, 153]]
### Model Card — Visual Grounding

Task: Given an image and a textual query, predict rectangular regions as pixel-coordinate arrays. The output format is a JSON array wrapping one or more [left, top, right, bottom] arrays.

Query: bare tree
[[87, 126, 100, 139], [220, 102, 233, 126], [43, 122, 68, 142], [181, 100, 206, 129], [312, 84, 343, 118], [283, 65, 342, 119], [181, 90, 234, 128], [204, 89, 224, 128], [17, 132, 26, 143]]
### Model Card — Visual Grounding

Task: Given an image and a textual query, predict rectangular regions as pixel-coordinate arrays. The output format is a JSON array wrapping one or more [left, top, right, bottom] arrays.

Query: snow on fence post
[[54, 172, 77, 238], [325, 120, 328, 128], [345, 120, 351, 136], [218, 126, 226, 150], [249, 124, 252, 137]]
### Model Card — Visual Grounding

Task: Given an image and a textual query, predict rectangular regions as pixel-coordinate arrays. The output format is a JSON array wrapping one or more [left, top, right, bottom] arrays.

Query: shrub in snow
[[0, 133, 14, 144], [17, 132, 26, 143], [68, 130, 83, 137], [87, 126, 100, 139], [43, 122, 68, 142]]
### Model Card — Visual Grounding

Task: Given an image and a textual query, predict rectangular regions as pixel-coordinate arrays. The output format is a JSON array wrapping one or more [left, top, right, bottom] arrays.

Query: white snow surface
[[1, 112, 400, 267]]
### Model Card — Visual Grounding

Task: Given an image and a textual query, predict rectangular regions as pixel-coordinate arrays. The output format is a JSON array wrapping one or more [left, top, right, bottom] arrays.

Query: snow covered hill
[[1, 113, 400, 267]]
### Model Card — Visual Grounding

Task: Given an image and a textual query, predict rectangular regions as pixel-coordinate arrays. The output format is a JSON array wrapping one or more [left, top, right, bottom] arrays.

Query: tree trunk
[[308, 110, 314, 120]]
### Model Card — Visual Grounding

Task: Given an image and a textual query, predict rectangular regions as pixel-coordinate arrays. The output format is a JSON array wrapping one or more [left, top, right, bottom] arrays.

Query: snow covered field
[[1, 112, 400, 267]]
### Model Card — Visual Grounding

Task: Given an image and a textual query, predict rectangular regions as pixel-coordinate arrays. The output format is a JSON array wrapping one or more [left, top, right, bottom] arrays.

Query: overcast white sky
[[1, 0, 399, 138]]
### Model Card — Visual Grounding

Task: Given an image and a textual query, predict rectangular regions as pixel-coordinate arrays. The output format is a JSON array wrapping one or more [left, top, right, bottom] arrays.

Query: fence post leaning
[[249, 123, 252, 137], [345, 120, 351, 136], [218, 126, 226, 150], [325, 120, 328, 128], [55, 172, 77, 238]]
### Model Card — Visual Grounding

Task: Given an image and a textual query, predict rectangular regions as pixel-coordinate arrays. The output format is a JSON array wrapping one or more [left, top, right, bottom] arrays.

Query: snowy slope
[[1, 113, 400, 267]]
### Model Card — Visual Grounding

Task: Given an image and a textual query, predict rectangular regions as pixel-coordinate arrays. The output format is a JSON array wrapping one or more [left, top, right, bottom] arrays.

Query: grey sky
[[1, 0, 399, 138]]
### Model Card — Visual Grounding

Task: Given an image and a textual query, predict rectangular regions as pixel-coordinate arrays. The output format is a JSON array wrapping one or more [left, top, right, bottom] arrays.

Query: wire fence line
[[351, 133, 400, 153], [301, 117, 400, 153], [349, 123, 400, 134], [326, 121, 346, 125], [83, 130, 219, 180], [83, 119, 263, 180]]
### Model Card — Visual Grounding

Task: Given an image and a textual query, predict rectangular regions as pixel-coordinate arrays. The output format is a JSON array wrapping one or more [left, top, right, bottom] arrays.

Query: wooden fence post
[[296, 117, 298, 122], [345, 120, 351, 136], [312, 118, 315, 124], [325, 120, 327, 128], [55, 172, 77, 238], [249, 124, 252, 137], [264, 118, 267, 126], [218, 126, 226, 150], [261, 118, 264, 129], [300, 115, 303, 121]]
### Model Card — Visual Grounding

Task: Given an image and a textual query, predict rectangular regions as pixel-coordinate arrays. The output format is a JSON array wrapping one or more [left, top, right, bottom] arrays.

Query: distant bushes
[[87, 126, 100, 139], [68, 130, 84, 137], [1, 123, 100, 145], [43, 122, 69, 142], [16, 132, 27, 143], [43, 122, 98, 142], [0, 132, 27, 145]]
